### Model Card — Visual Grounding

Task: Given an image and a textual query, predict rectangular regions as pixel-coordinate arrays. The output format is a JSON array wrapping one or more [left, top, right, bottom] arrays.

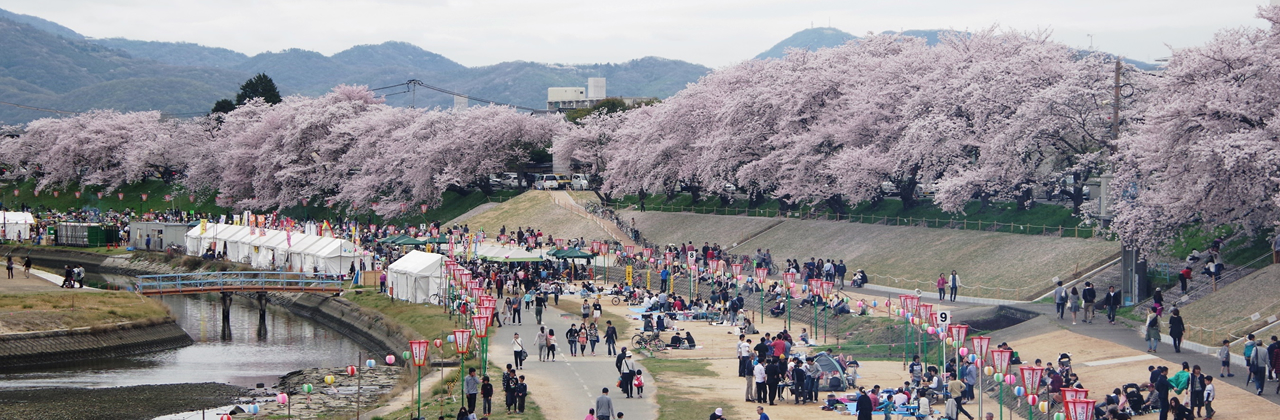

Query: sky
[[3, 0, 1274, 68]]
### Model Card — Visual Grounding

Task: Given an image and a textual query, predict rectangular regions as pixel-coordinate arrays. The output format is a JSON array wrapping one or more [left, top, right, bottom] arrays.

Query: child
[[633, 370, 645, 398], [1217, 340, 1234, 378], [585, 408, 597, 420], [480, 376, 494, 416], [1203, 376, 1216, 420]]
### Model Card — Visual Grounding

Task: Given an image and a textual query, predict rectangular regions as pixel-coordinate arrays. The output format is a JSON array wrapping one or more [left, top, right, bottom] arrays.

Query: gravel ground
[[0, 382, 245, 420]]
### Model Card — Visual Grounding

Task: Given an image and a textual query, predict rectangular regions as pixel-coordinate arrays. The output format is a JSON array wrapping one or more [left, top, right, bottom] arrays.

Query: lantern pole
[[356, 350, 362, 419]]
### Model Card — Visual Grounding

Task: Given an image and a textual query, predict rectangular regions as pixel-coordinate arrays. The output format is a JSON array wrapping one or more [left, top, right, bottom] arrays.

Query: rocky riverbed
[[0, 382, 245, 420], [235, 365, 404, 419]]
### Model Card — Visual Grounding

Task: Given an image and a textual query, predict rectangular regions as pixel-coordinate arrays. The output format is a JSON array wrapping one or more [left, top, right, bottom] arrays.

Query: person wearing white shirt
[[753, 361, 767, 403], [737, 335, 753, 377]]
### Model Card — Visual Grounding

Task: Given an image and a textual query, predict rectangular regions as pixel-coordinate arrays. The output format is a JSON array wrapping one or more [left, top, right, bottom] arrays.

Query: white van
[[536, 174, 564, 190], [570, 174, 591, 190]]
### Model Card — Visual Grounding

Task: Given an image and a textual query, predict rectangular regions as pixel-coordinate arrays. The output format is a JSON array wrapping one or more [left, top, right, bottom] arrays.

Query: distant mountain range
[[0, 8, 1156, 125]]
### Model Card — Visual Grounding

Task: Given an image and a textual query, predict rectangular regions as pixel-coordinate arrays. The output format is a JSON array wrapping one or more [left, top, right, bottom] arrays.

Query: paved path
[[487, 300, 657, 420], [1015, 302, 1280, 404]]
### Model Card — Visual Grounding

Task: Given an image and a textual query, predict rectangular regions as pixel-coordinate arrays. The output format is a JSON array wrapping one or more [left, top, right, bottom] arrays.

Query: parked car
[[535, 174, 567, 190], [569, 174, 591, 190]]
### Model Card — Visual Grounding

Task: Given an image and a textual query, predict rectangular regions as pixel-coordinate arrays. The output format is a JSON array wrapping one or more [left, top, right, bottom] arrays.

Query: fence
[[604, 202, 1100, 239]]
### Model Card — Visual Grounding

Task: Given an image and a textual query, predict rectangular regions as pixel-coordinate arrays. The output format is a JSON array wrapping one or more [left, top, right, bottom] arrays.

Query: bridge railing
[[135, 271, 345, 295]]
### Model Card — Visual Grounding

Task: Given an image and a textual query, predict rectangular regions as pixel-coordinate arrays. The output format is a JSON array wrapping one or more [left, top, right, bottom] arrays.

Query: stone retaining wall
[[0, 320, 193, 370]]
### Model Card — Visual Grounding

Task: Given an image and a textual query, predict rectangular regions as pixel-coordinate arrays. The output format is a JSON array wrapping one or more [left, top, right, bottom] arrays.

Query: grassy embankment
[[0, 291, 170, 333], [343, 292, 547, 420], [641, 358, 736, 420], [0, 179, 517, 226]]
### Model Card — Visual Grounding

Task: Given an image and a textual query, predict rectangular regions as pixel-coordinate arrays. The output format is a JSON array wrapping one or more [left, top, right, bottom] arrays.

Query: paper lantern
[[968, 354, 977, 363], [984, 366, 994, 376], [1014, 386, 1025, 397], [871, 300, 878, 307], [945, 337, 953, 346], [959, 347, 969, 357], [277, 393, 289, 405], [347, 365, 357, 376], [1005, 374, 1017, 385], [993, 373, 1003, 382], [1054, 413, 1065, 420], [927, 326, 936, 334], [974, 359, 983, 368], [220, 414, 232, 420], [248, 403, 260, 414], [324, 375, 335, 385], [302, 384, 313, 393], [447, 335, 455, 343], [402, 350, 411, 361], [857, 301, 865, 308], [1026, 395, 1038, 406], [1038, 402, 1048, 413], [366, 359, 376, 368], [387, 354, 396, 365]]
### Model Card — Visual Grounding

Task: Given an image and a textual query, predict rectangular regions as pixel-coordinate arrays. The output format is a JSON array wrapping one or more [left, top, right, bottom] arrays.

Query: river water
[[0, 293, 363, 389]]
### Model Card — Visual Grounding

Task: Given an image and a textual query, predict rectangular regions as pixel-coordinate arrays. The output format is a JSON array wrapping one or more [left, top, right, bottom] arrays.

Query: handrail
[[134, 271, 346, 295]]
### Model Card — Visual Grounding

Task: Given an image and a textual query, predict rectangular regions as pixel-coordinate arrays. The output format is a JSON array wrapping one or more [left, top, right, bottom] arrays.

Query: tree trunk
[[688, 186, 702, 204], [477, 178, 494, 196], [1015, 187, 1035, 210], [823, 195, 848, 215], [896, 179, 920, 210]]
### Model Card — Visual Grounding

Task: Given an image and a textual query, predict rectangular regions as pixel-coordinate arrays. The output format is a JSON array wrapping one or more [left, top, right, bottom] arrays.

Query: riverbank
[[0, 382, 245, 420]]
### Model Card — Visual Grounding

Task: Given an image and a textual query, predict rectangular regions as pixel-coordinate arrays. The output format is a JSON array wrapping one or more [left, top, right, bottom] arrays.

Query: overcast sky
[[4, 0, 1274, 68]]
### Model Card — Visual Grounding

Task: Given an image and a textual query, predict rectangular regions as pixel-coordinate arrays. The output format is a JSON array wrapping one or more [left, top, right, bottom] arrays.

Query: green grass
[[343, 292, 471, 358], [0, 179, 517, 226], [611, 193, 1091, 238], [1166, 225, 1273, 267], [656, 393, 739, 420], [0, 291, 171, 331], [641, 358, 716, 377]]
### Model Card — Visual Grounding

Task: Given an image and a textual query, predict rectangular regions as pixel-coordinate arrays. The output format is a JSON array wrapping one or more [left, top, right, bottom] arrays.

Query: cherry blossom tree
[[1109, 5, 1280, 253]]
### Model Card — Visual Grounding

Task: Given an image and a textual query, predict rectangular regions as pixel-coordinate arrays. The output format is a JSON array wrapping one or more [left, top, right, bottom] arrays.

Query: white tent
[[185, 223, 369, 272], [386, 251, 446, 304], [0, 212, 34, 241]]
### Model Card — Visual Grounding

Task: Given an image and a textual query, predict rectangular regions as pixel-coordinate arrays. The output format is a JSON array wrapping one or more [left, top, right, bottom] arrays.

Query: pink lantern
[[959, 347, 969, 357], [927, 326, 936, 334], [221, 414, 233, 420], [452, 329, 473, 354], [992, 348, 1013, 373], [189, 194, 196, 202], [421, 204, 429, 213], [971, 336, 991, 362], [347, 365, 357, 376], [118, 192, 124, 200], [1004, 374, 1017, 385], [386, 354, 396, 365], [410, 340, 429, 367], [276, 393, 289, 405], [1065, 398, 1097, 420]]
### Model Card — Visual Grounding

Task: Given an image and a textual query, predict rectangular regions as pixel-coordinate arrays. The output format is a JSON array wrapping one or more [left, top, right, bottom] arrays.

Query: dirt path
[[548, 190, 637, 247]]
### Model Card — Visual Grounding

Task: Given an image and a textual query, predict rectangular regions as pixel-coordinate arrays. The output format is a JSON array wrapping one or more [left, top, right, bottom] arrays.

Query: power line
[[372, 79, 543, 112], [0, 101, 77, 115]]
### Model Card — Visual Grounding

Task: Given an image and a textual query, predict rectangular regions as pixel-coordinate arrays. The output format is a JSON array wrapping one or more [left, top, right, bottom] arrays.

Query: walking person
[[6, 256, 13, 279], [512, 333, 526, 369], [1082, 282, 1097, 323], [1145, 306, 1161, 353], [1068, 287, 1081, 325], [1054, 281, 1067, 319], [604, 320, 618, 355], [1105, 285, 1121, 324], [514, 375, 528, 414], [567, 324, 580, 357], [1218, 340, 1234, 378], [587, 322, 600, 355], [593, 299, 603, 324], [936, 273, 947, 301], [512, 295, 523, 325], [620, 354, 637, 398], [535, 292, 546, 324], [23, 256, 31, 278], [948, 270, 960, 302], [547, 329, 558, 362], [949, 373, 975, 420], [1169, 309, 1185, 353], [536, 327, 548, 362], [1248, 337, 1269, 395], [595, 388, 614, 420]]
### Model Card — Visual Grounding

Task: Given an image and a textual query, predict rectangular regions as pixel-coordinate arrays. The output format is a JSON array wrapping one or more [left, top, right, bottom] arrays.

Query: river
[[0, 293, 363, 389]]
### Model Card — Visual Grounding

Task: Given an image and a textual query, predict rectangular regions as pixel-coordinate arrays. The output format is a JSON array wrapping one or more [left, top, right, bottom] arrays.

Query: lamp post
[[821, 280, 833, 342], [972, 336, 991, 416], [756, 268, 768, 324], [783, 272, 796, 332], [1065, 397, 1096, 420], [453, 329, 473, 404], [992, 348, 1012, 420], [472, 314, 490, 377], [948, 324, 969, 370], [411, 340, 429, 420], [1020, 365, 1045, 420], [919, 303, 934, 366]]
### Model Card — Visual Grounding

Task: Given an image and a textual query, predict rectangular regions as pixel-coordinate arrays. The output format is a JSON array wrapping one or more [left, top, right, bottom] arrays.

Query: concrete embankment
[[262, 291, 414, 357], [0, 319, 193, 370]]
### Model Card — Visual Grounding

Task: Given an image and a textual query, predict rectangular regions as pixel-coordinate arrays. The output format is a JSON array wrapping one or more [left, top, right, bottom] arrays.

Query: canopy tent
[[548, 248, 596, 260], [475, 243, 544, 262], [386, 251, 446, 304], [185, 223, 369, 273], [378, 234, 409, 244], [423, 236, 451, 244], [0, 212, 34, 241]]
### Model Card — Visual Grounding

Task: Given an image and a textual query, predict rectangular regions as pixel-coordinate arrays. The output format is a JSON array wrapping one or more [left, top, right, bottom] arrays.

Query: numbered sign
[[935, 310, 952, 328]]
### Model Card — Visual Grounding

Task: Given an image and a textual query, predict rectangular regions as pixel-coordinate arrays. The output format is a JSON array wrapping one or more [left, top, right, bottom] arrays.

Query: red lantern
[[189, 194, 196, 202], [452, 329, 473, 354], [919, 303, 934, 326], [821, 280, 834, 296], [52, 191, 58, 198], [555, 238, 565, 249], [642, 248, 653, 259], [948, 324, 970, 347], [1062, 388, 1089, 404], [74, 191, 81, 198], [12, 189, 17, 197], [433, 338, 443, 348], [472, 315, 490, 338], [33, 190, 38, 197], [1020, 365, 1045, 394], [97, 192, 103, 199], [410, 340, 429, 367], [754, 267, 768, 281], [731, 263, 743, 277], [971, 336, 992, 363], [220, 414, 233, 420], [347, 365, 357, 376], [118, 192, 124, 200], [1065, 398, 1096, 420], [782, 272, 796, 287], [992, 348, 1012, 374], [421, 204, 429, 213], [624, 245, 634, 256]]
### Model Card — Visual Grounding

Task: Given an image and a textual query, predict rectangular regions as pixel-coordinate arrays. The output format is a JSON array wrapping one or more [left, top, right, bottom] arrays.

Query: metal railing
[[135, 271, 345, 295]]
